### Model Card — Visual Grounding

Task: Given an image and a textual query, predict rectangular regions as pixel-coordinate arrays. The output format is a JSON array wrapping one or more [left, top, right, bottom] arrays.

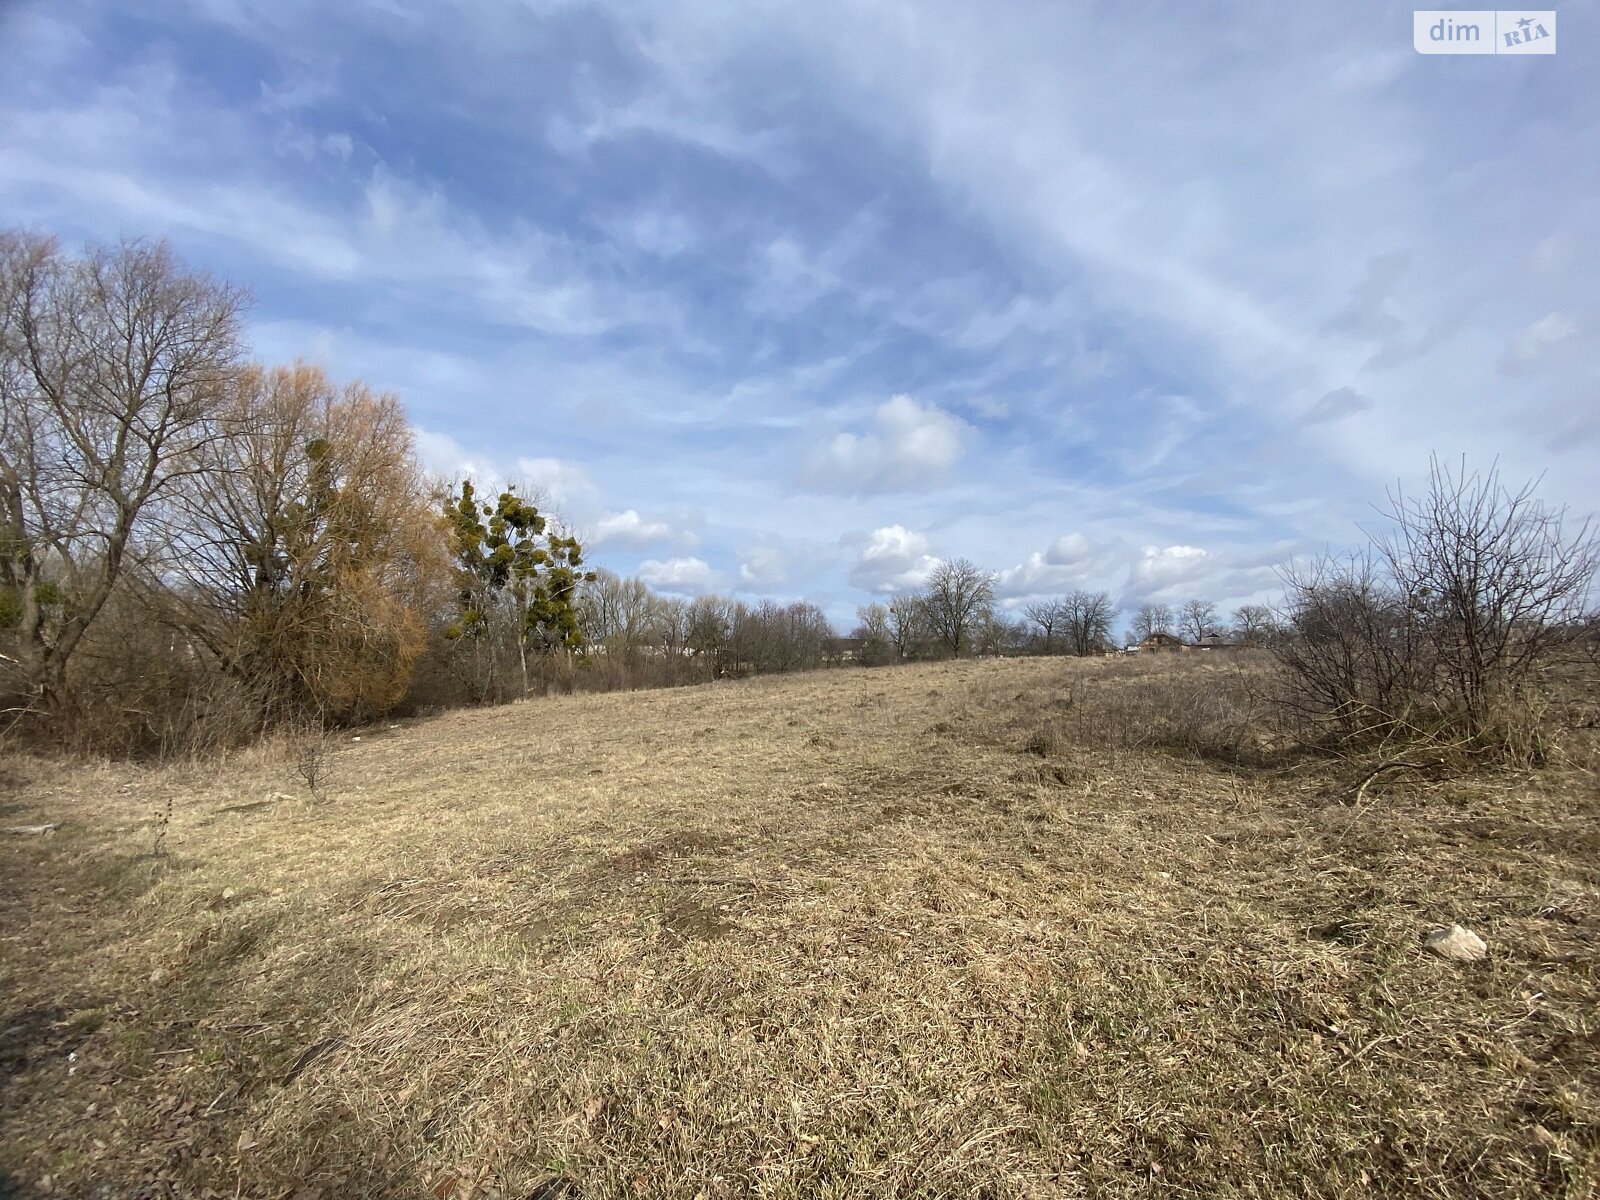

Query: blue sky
[[3, 0, 1596, 631]]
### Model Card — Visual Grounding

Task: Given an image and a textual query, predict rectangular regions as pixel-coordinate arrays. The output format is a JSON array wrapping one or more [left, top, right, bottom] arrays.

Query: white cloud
[[963, 394, 1010, 420], [845, 524, 939, 593], [606, 205, 699, 258], [1128, 544, 1212, 597], [592, 508, 675, 548], [738, 546, 789, 588], [413, 426, 505, 485], [638, 556, 722, 595], [997, 551, 1075, 600], [803, 395, 971, 492], [996, 533, 1101, 600], [1045, 532, 1092, 564], [514, 456, 596, 511], [1500, 312, 1584, 376], [1321, 252, 1410, 342]]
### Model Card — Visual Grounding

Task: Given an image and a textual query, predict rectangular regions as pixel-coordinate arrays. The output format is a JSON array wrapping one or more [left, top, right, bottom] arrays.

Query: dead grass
[[1, 655, 1597, 1198]]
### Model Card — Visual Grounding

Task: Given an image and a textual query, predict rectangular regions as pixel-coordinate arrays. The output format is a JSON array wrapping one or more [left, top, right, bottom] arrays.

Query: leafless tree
[[922, 558, 996, 657], [852, 602, 895, 665], [887, 592, 930, 661], [1023, 599, 1064, 653], [1060, 589, 1117, 656], [975, 609, 1028, 657], [1179, 599, 1218, 644], [1275, 550, 1429, 743], [0, 231, 246, 714], [685, 595, 736, 676], [651, 595, 691, 658], [579, 569, 657, 659], [734, 599, 833, 674], [1132, 602, 1174, 640], [1232, 604, 1275, 646]]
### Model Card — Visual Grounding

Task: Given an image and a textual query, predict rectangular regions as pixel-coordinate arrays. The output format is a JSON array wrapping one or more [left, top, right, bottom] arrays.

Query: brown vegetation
[[3, 654, 1597, 1198]]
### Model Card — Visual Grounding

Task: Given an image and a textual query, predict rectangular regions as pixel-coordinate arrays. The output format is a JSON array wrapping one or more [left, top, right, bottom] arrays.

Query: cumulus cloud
[[1127, 544, 1211, 597], [738, 546, 788, 588], [638, 556, 722, 595], [408, 434, 600, 522], [995, 532, 1101, 601], [413, 426, 505, 485], [997, 552, 1074, 600], [591, 508, 675, 548], [803, 395, 971, 492], [1045, 533, 1092, 564], [514, 456, 596, 510], [844, 524, 939, 593]]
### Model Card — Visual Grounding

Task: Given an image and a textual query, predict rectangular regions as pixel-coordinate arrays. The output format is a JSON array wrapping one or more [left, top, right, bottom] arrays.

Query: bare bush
[[1275, 550, 1434, 746], [293, 721, 334, 798], [1275, 458, 1597, 761]]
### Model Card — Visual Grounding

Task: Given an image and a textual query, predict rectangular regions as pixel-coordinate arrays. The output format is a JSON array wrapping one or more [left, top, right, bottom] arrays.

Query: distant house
[[825, 636, 867, 664], [1137, 631, 1188, 654]]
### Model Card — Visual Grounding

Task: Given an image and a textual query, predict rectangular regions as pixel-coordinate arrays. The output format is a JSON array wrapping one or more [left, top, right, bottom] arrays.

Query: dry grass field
[[2, 655, 1598, 1199]]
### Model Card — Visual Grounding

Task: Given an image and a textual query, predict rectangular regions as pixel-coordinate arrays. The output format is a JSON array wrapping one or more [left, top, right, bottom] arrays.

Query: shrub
[[1274, 458, 1597, 762]]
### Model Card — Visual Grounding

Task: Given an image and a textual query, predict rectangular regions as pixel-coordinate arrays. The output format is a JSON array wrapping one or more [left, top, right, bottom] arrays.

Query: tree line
[[8, 233, 1591, 763], [0, 233, 1049, 750]]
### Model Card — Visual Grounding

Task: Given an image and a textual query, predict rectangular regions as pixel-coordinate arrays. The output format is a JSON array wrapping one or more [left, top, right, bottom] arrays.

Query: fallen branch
[[1348, 760, 1430, 817], [4, 823, 60, 836]]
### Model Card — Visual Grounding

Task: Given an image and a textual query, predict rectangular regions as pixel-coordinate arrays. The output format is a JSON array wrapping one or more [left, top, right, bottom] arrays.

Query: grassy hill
[[2, 656, 1596, 1198]]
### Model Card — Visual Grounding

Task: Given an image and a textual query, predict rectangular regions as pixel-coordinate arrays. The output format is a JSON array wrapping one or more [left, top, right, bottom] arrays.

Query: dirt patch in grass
[[1, 655, 1597, 1198]]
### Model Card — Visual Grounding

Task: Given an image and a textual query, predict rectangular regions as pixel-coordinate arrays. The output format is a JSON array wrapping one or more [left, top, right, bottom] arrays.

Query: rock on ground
[[1424, 924, 1488, 962]]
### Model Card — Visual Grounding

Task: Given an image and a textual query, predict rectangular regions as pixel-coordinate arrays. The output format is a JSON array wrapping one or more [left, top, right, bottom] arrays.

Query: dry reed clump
[[1, 654, 1597, 1198]]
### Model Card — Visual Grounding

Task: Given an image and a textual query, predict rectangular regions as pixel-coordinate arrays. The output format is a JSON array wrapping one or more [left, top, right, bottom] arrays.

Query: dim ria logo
[[1414, 10, 1555, 54]]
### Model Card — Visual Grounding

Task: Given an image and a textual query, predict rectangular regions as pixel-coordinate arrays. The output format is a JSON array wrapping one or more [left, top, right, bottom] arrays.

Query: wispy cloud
[[3, 0, 1593, 631]]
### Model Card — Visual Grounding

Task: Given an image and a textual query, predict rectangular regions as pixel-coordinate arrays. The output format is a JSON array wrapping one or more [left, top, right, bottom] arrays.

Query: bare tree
[[923, 558, 996, 657], [852, 602, 895, 666], [1275, 550, 1429, 743], [1179, 599, 1218, 644], [579, 569, 657, 660], [0, 232, 246, 713], [1132, 603, 1174, 641], [1232, 604, 1275, 646], [686, 595, 735, 676], [887, 592, 930, 661], [1024, 599, 1064, 653], [975, 609, 1028, 657], [651, 595, 691, 658], [1060, 590, 1117, 656]]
